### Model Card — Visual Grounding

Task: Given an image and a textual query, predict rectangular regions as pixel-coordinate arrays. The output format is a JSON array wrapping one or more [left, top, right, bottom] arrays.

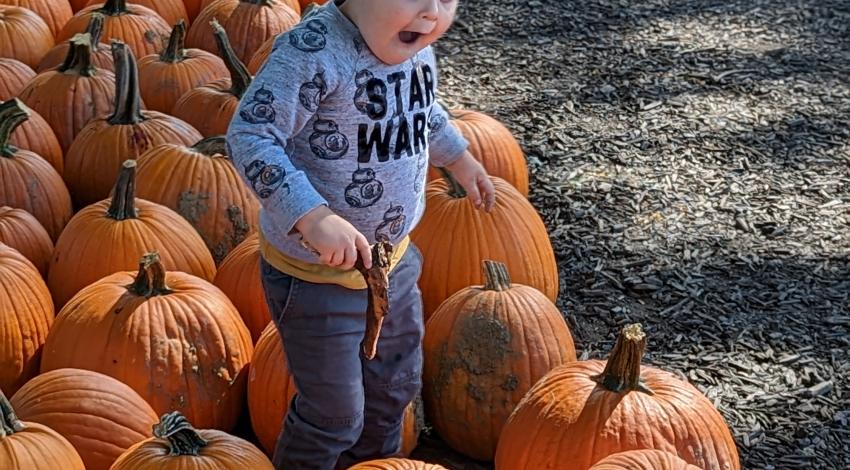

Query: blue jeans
[[260, 244, 424, 470]]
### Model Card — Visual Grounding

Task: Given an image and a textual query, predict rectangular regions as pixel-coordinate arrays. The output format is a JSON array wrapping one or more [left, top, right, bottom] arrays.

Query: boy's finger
[[465, 176, 482, 208], [340, 243, 357, 270], [355, 233, 372, 269], [479, 176, 496, 212], [328, 248, 344, 266]]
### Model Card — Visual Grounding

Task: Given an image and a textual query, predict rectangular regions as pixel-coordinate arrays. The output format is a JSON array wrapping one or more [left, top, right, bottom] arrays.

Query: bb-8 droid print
[[375, 204, 406, 242], [244, 160, 287, 198], [290, 20, 328, 52], [309, 119, 349, 159], [345, 168, 384, 208], [239, 84, 276, 124]]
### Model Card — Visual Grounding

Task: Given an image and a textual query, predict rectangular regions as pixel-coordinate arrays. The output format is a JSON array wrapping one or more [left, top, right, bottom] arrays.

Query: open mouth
[[399, 31, 422, 44]]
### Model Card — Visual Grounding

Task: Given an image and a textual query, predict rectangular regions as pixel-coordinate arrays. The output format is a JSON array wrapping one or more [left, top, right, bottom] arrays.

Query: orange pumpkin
[[10, 368, 159, 470], [494, 324, 741, 470], [6, 101, 63, 177], [0, 5, 54, 69], [589, 449, 702, 470], [0, 389, 85, 469], [138, 20, 228, 113], [47, 160, 216, 308], [36, 12, 114, 74], [0, 58, 35, 100], [349, 459, 448, 470], [183, 0, 203, 22], [298, 0, 326, 10], [69, 0, 87, 12], [0, 206, 53, 277], [427, 109, 529, 196], [0, 0, 72, 38], [0, 99, 73, 240], [411, 172, 558, 319], [213, 233, 268, 341], [172, 20, 250, 137], [85, 0, 188, 26], [246, 33, 274, 74], [64, 41, 201, 208], [423, 260, 576, 460], [111, 411, 273, 469], [42, 252, 251, 431], [57, 0, 171, 58]]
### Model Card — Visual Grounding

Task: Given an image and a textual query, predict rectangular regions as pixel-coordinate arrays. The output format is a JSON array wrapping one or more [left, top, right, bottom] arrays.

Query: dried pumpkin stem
[[107, 160, 138, 220], [59, 33, 96, 76], [85, 12, 106, 45], [152, 412, 208, 456], [211, 19, 252, 99], [99, 0, 128, 15], [191, 136, 228, 156], [160, 20, 187, 63], [129, 252, 173, 297], [482, 260, 512, 291], [592, 323, 655, 395], [242, 0, 275, 5], [108, 41, 145, 125], [0, 389, 25, 437], [437, 167, 467, 198], [355, 242, 393, 360], [0, 99, 29, 158]]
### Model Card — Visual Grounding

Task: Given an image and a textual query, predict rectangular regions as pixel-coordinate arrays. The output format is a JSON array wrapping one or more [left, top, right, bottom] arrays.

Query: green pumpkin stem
[[98, 0, 128, 15], [0, 389, 25, 437], [191, 136, 228, 156], [482, 260, 512, 291], [437, 167, 467, 198], [85, 12, 106, 45], [107, 160, 138, 220], [129, 252, 173, 298], [160, 20, 187, 63], [153, 412, 208, 456], [108, 41, 145, 125], [211, 19, 251, 99], [59, 33, 96, 76], [0, 99, 29, 158], [592, 323, 655, 395]]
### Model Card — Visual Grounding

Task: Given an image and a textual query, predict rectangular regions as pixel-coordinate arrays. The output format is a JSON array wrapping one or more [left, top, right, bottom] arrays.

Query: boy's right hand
[[294, 206, 373, 270]]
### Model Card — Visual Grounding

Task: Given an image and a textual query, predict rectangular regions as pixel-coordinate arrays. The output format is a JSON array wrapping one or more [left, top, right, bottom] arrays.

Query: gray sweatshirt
[[226, 1, 468, 264]]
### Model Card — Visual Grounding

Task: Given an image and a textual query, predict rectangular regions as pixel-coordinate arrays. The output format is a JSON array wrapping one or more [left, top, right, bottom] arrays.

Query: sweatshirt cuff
[[428, 122, 469, 167], [270, 170, 328, 235]]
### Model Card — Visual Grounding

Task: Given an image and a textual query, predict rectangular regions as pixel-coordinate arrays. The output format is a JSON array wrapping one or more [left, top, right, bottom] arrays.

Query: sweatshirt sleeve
[[427, 99, 469, 167], [226, 20, 339, 235]]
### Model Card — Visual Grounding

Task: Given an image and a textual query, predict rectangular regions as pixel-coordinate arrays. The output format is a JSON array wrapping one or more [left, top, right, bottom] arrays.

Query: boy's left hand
[[444, 152, 496, 212]]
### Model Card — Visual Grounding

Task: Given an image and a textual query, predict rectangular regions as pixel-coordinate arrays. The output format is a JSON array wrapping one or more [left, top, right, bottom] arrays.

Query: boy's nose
[[419, 0, 439, 21]]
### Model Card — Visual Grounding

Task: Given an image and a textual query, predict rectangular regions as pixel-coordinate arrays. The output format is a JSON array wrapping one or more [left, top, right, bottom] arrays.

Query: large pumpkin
[[0, 389, 85, 469], [9, 368, 159, 470], [84, 0, 188, 26], [57, 0, 171, 58], [589, 449, 701, 470], [64, 40, 201, 207], [36, 12, 114, 74], [0, 206, 53, 277], [411, 172, 558, 319], [7, 100, 63, 176], [0, 58, 35, 100], [0, 99, 73, 240], [0, 5, 53, 69], [0, 0, 72, 39], [138, 20, 228, 113], [111, 412, 273, 469], [349, 459, 448, 470], [423, 260, 576, 460], [47, 160, 216, 309], [212, 233, 268, 341], [0, 243, 53, 395], [42, 252, 252, 431], [494, 324, 741, 470]]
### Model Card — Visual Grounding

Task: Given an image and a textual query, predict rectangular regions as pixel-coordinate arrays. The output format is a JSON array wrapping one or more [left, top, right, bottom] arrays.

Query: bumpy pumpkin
[[0, 244, 53, 395], [349, 459, 448, 470], [0, 206, 53, 276], [138, 20, 228, 113], [0, 58, 35, 100], [411, 172, 558, 319], [57, 0, 170, 58], [423, 260, 576, 460], [0, 0, 72, 38], [0, 389, 85, 469], [10, 368, 159, 470], [84, 0, 188, 26], [0, 99, 73, 240], [47, 160, 216, 309], [111, 411, 273, 469], [64, 41, 201, 207], [36, 12, 114, 73], [0, 5, 54, 69], [494, 324, 740, 470], [6, 100, 63, 175], [589, 449, 701, 470], [42, 252, 251, 431]]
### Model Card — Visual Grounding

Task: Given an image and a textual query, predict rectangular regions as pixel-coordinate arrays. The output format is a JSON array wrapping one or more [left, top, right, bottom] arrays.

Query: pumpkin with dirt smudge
[[213, 233, 268, 341], [589, 449, 702, 470], [84, 0, 187, 27], [57, 0, 171, 58]]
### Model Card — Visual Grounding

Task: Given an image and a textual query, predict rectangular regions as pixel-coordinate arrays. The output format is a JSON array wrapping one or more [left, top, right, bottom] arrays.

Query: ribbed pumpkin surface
[[57, 1, 170, 58], [0, 395, 85, 470], [246, 33, 274, 74], [0, 0, 73, 38], [0, 6, 54, 69], [85, 0, 188, 26], [172, 77, 242, 137], [35, 12, 114, 73], [7, 102, 63, 176], [349, 459, 448, 470], [589, 449, 702, 470], [212, 233, 268, 341], [0, 206, 53, 277], [0, 58, 35, 100]]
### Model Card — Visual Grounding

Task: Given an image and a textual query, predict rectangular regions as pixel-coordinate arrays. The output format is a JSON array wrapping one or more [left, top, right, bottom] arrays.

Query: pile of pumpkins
[[0, 0, 741, 469]]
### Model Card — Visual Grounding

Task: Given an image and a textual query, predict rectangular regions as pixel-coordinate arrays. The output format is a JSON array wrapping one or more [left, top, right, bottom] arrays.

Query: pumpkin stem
[[107, 160, 138, 220], [211, 19, 251, 99], [437, 167, 467, 198], [98, 0, 128, 15], [129, 252, 173, 298], [592, 324, 655, 395], [59, 33, 96, 77], [191, 136, 228, 156], [0, 389, 25, 437], [482, 260, 512, 291], [242, 0, 275, 5], [160, 20, 187, 63], [85, 12, 106, 45], [153, 411, 208, 456], [108, 41, 145, 125], [0, 99, 29, 158]]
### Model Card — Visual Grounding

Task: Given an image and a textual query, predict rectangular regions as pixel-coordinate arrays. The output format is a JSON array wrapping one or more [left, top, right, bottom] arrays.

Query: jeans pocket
[[260, 258, 299, 327]]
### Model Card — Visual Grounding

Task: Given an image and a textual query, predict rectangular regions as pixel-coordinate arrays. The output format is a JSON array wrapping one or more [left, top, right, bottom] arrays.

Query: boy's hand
[[295, 206, 372, 270], [444, 151, 496, 212]]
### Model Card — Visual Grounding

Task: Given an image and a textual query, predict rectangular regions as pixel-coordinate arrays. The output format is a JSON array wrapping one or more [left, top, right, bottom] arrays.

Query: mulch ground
[[411, 0, 850, 468]]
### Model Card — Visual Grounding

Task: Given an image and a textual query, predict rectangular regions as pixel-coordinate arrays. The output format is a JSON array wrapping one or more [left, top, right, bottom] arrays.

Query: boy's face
[[342, 0, 459, 65]]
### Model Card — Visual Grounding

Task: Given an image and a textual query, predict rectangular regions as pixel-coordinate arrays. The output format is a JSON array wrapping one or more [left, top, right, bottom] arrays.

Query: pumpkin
[[136, 136, 258, 265], [111, 411, 273, 469], [3, 101, 63, 177], [200, 0, 300, 12], [9, 368, 159, 470], [298, 0, 326, 10], [42, 252, 251, 431], [349, 459, 448, 470], [47, 160, 216, 309], [423, 260, 576, 460], [411, 172, 558, 320], [64, 41, 201, 208], [172, 20, 250, 137], [57, 0, 171, 58], [0, 58, 35, 100], [0, 389, 85, 469], [427, 109, 529, 196], [84, 0, 188, 27], [0, 243, 53, 395], [0, 206, 53, 276], [36, 12, 114, 73], [0, 99, 73, 240], [589, 449, 702, 470], [183, 0, 203, 22], [246, 33, 274, 74], [187, 0, 299, 65], [0, 0, 72, 39], [0, 5, 54, 69], [212, 233, 268, 341], [137, 20, 228, 113], [494, 324, 741, 470], [18, 33, 116, 153]]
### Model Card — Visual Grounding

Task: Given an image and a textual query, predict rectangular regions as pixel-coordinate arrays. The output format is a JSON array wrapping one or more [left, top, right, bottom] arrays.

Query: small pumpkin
[[111, 411, 273, 469], [0, 206, 53, 277], [7, 100, 63, 176], [0, 5, 54, 69], [57, 0, 171, 58], [494, 324, 741, 470], [35, 12, 114, 73], [589, 449, 702, 470], [0, 0, 73, 39], [10, 368, 159, 470], [0, 389, 85, 470], [84, 0, 188, 27], [0, 58, 35, 100], [213, 233, 268, 340], [349, 459, 448, 470], [63, 40, 201, 208]]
